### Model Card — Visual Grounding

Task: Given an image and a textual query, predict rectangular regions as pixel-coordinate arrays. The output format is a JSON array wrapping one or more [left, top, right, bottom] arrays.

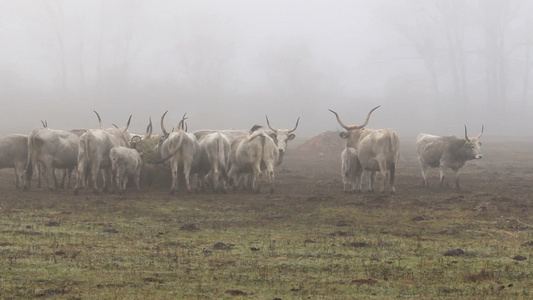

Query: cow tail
[[260, 133, 266, 166], [24, 132, 35, 182], [217, 133, 227, 179], [388, 132, 399, 186]]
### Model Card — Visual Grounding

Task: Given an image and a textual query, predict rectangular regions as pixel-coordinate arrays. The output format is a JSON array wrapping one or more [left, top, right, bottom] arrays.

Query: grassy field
[[1, 137, 533, 299]]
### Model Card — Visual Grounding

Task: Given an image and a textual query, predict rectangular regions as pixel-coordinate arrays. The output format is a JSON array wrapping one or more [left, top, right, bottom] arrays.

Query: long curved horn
[[265, 115, 278, 132], [160, 110, 169, 136], [41, 120, 47, 128], [123, 115, 132, 132], [476, 125, 484, 139], [145, 117, 153, 139], [93, 110, 103, 129], [357, 105, 381, 128], [178, 113, 188, 131], [328, 109, 356, 130], [464, 125, 470, 142], [289, 117, 300, 133]]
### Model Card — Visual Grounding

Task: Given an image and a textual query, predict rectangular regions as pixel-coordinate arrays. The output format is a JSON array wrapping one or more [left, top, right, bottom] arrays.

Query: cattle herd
[[0, 106, 483, 195]]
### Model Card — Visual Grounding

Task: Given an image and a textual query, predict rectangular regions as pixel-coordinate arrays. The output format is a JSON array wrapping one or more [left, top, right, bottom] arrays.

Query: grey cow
[[416, 125, 484, 188], [0, 134, 29, 189]]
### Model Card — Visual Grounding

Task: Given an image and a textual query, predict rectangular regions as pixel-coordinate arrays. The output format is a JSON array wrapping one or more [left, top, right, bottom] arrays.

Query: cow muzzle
[[475, 154, 483, 159]]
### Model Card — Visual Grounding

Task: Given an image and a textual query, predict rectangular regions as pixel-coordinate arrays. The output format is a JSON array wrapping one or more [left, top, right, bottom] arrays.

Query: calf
[[341, 147, 363, 193], [110, 146, 143, 194]]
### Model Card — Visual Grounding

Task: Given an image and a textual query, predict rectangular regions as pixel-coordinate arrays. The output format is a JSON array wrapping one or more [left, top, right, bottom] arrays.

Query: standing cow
[[341, 147, 363, 193], [74, 112, 132, 195], [329, 106, 400, 194], [265, 116, 300, 165], [154, 111, 200, 194], [110, 145, 143, 194], [0, 134, 29, 189], [197, 132, 231, 193], [416, 126, 483, 188], [24, 127, 86, 190], [227, 125, 279, 194]]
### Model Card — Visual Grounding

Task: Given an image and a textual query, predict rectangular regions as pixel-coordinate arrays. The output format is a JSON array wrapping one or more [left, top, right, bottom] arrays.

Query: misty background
[[1, 0, 532, 139]]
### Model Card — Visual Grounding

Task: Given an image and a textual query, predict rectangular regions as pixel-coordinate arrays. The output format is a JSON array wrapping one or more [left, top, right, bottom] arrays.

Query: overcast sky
[[1, 0, 532, 138]]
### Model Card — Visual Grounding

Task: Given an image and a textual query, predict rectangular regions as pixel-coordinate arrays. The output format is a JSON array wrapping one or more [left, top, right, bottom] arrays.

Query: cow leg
[[42, 163, 56, 191], [419, 159, 429, 186], [90, 160, 101, 195], [183, 161, 193, 193], [252, 162, 262, 193], [355, 171, 363, 193], [389, 163, 396, 194], [368, 171, 376, 193], [212, 168, 220, 192], [453, 168, 461, 189], [66, 168, 73, 189], [15, 163, 24, 190], [134, 172, 141, 192], [265, 162, 275, 194], [170, 160, 179, 195], [73, 162, 85, 195], [122, 174, 129, 194], [439, 165, 446, 187], [379, 170, 389, 194]]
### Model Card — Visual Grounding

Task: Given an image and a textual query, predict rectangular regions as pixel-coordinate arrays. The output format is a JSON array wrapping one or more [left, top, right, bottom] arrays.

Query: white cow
[[74, 112, 132, 195], [0, 134, 29, 189], [154, 111, 200, 194], [110, 146, 143, 194], [329, 106, 400, 194], [341, 147, 363, 193], [194, 129, 248, 143], [227, 125, 279, 194], [265, 116, 299, 165], [24, 127, 86, 190], [197, 132, 231, 192], [416, 125, 483, 188]]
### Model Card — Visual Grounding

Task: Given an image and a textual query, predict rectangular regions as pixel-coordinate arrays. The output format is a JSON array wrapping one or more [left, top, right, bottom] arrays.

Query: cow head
[[265, 116, 300, 165], [329, 106, 380, 149], [464, 125, 484, 159]]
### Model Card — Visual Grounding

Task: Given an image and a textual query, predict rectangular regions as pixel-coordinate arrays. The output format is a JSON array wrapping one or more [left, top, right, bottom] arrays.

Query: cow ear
[[339, 132, 349, 139], [288, 133, 295, 140], [269, 133, 277, 140]]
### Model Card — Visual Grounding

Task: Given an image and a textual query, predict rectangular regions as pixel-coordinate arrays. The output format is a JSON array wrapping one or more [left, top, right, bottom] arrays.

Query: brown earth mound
[[293, 131, 345, 158]]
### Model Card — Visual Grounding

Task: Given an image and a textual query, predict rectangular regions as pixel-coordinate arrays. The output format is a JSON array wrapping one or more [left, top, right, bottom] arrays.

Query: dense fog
[[1, 0, 532, 139]]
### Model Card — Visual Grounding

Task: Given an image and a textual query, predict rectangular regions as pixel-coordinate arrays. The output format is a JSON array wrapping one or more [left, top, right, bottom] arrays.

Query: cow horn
[[464, 125, 470, 142], [476, 125, 484, 139], [123, 115, 132, 132], [41, 120, 47, 128], [112, 124, 119, 129], [328, 109, 357, 130], [289, 117, 300, 133], [357, 105, 380, 128], [265, 115, 278, 132], [178, 113, 188, 131], [145, 117, 153, 139], [160, 110, 169, 136], [93, 110, 103, 129]]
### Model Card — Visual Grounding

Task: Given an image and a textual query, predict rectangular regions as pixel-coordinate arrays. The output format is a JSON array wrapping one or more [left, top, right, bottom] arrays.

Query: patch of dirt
[[443, 248, 466, 257], [351, 278, 378, 285], [180, 224, 200, 231]]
